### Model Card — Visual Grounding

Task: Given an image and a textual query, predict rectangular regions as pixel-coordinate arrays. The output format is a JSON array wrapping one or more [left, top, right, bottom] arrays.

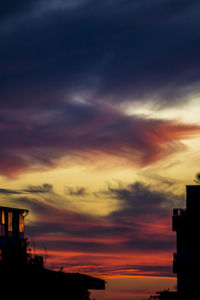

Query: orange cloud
[[1, 103, 200, 177]]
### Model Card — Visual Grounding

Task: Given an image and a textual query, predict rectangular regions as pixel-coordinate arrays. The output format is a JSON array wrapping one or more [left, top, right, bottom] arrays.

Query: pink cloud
[[0, 103, 200, 177], [6, 181, 177, 278]]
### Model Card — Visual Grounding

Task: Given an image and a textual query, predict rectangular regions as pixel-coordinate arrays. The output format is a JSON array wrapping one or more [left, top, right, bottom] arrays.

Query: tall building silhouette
[[172, 185, 200, 298], [149, 185, 200, 300]]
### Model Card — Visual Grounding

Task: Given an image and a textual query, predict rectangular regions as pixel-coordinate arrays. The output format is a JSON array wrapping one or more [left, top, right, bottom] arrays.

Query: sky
[[1, 0, 200, 299]]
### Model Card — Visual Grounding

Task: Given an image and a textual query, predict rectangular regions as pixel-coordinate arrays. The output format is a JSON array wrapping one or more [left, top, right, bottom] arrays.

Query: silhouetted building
[[0, 205, 105, 299], [0, 206, 29, 265], [172, 185, 200, 298], [149, 184, 200, 300]]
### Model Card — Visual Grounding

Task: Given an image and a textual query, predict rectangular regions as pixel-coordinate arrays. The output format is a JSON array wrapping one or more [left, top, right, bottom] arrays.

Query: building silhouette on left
[[0, 205, 105, 299], [0, 206, 29, 265]]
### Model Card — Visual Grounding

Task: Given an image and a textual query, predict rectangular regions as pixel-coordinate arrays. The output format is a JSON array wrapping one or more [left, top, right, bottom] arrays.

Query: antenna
[[194, 173, 200, 184]]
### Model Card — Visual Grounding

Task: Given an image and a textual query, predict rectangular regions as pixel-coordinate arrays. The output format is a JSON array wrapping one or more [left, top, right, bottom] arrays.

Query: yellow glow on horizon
[[91, 276, 177, 300], [103, 275, 176, 279]]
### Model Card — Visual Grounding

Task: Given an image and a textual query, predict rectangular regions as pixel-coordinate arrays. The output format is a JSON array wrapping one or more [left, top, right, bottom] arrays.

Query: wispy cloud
[[1, 103, 200, 177], [0, 0, 199, 282], [23, 183, 53, 193], [1, 181, 180, 277], [0, 188, 22, 194], [0, 183, 53, 195], [1, 0, 200, 179], [65, 186, 88, 196]]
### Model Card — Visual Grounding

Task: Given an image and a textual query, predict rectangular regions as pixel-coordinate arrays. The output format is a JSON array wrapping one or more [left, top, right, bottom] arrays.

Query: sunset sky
[[1, 1, 200, 299]]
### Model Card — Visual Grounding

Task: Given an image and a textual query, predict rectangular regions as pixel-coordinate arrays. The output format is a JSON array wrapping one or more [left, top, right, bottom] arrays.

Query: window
[[1, 211, 5, 224], [19, 213, 24, 233], [0, 211, 5, 236], [8, 211, 13, 232]]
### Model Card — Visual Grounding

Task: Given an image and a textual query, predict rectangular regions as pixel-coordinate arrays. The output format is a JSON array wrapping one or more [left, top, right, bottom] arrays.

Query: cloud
[[0, 103, 200, 177], [2, 180, 180, 276], [65, 186, 88, 196], [23, 183, 53, 193], [0, 188, 22, 194], [1, 0, 200, 178], [1, 0, 195, 279], [104, 181, 184, 214], [0, 184, 52, 195], [1, 0, 200, 110]]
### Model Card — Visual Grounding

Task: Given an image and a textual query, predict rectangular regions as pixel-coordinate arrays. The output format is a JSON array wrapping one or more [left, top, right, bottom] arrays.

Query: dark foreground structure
[[149, 185, 200, 300], [0, 206, 105, 299], [172, 185, 200, 299]]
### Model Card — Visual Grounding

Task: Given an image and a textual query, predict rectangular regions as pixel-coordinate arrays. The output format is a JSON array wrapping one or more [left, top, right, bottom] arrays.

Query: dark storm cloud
[[1, 0, 200, 109], [0, 102, 200, 177]]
